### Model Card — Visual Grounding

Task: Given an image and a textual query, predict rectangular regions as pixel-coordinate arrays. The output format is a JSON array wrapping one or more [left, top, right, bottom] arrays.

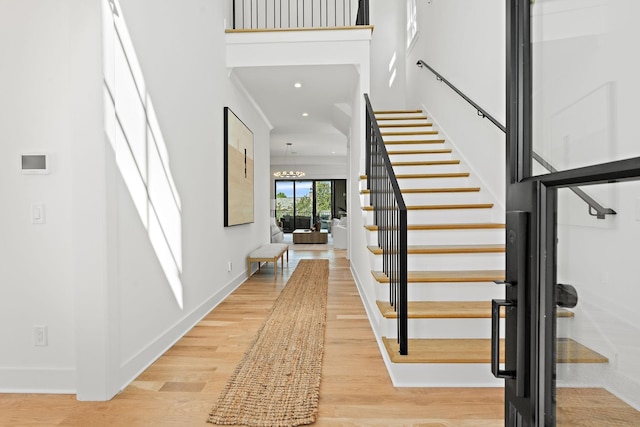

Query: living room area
[[270, 179, 347, 249]]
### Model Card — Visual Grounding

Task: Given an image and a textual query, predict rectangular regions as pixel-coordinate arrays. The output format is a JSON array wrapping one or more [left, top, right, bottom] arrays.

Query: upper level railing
[[416, 59, 617, 220], [232, 0, 369, 30], [364, 94, 408, 356]]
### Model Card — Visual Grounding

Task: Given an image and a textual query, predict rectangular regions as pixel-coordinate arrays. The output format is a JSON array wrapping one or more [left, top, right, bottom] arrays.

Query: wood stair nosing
[[371, 269, 505, 283], [376, 300, 576, 319], [364, 223, 506, 232], [360, 187, 481, 195], [376, 300, 506, 319], [382, 337, 608, 364], [367, 244, 505, 255], [383, 139, 446, 145], [362, 203, 494, 212]]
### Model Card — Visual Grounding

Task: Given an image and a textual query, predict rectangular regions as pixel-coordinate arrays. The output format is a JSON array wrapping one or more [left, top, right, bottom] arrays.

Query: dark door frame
[[504, 0, 640, 425]]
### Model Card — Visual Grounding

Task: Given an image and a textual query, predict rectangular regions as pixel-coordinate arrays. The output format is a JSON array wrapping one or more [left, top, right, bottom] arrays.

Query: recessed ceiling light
[[302, 112, 309, 117], [294, 82, 302, 88], [332, 151, 336, 154]]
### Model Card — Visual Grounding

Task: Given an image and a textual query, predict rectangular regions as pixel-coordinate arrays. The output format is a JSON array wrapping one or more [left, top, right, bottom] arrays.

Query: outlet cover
[[34, 325, 48, 346]]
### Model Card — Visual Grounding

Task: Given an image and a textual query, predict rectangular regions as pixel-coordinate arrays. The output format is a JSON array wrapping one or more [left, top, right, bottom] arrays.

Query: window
[[407, 0, 418, 50], [275, 180, 346, 232]]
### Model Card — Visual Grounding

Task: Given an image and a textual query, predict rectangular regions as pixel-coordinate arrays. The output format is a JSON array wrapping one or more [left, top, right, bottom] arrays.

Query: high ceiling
[[232, 64, 359, 161]]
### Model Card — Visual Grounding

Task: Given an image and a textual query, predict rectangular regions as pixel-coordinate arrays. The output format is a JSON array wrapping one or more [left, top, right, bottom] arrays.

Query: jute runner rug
[[208, 259, 329, 427]]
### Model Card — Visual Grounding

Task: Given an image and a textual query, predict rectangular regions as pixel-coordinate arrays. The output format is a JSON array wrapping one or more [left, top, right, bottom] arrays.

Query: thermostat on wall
[[20, 154, 49, 174]]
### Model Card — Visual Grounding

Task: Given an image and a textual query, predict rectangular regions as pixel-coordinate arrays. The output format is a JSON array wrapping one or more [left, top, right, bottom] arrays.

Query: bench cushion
[[249, 243, 288, 258]]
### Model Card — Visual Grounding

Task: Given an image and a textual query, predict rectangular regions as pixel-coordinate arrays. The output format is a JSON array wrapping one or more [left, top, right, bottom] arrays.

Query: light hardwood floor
[[0, 244, 504, 426]]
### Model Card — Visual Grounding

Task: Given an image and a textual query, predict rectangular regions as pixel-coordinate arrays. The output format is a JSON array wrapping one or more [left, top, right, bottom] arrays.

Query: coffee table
[[292, 229, 328, 244]]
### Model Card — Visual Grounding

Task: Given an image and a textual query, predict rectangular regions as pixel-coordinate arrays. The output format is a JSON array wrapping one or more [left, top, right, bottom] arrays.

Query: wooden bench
[[247, 243, 289, 278]]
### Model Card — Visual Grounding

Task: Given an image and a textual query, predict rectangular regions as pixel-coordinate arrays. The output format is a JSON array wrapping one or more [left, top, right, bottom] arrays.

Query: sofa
[[331, 216, 347, 249], [270, 217, 284, 243]]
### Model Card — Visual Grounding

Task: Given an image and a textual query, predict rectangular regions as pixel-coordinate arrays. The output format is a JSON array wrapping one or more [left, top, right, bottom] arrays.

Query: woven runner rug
[[208, 259, 329, 427]]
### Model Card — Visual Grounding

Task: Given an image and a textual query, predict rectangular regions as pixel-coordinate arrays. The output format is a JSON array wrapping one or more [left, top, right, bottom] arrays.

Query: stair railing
[[416, 59, 616, 219], [364, 94, 408, 355], [232, 0, 369, 30]]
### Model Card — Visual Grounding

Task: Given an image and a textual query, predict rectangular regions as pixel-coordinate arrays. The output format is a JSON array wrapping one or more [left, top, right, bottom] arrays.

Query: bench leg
[[247, 258, 251, 277]]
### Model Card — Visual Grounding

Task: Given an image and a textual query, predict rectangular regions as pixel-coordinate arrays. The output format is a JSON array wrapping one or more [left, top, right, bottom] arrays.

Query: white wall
[[368, 0, 407, 109], [0, 0, 80, 392], [0, 0, 272, 398], [404, 0, 506, 205]]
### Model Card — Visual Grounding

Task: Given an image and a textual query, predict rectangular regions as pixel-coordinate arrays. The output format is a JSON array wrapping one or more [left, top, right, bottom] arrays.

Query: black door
[[499, 0, 640, 425]]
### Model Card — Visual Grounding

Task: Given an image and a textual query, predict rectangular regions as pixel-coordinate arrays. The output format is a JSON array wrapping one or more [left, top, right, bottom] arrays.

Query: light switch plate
[[32, 204, 45, 224]]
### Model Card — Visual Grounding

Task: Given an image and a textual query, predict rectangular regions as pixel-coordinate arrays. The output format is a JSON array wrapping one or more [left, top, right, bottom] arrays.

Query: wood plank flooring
[[0, 244, 504, 426]]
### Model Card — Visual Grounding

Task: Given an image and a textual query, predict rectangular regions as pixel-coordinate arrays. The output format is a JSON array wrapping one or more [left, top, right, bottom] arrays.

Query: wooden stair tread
[[556, 388, 640, 426], [363, 203, 494, 211], [384, 139, 445, 145], [365, 223, 506, 231], [367, 244, 505, 255], [379, 123, 433, 128], [382, 130, 439, 136], [372, 269, 505, 283], [391, 160, 460, 166], [360, 187, 481, 195], [375, 109, 422, 114], [382, 337, 608, 364], [375, 300, 574, 319], [377, 300, 503, 318], [387, 148, 452, 155]]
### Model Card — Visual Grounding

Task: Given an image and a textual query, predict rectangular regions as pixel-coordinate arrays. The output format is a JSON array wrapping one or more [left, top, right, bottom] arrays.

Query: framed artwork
[[224, 107, 254, 226]]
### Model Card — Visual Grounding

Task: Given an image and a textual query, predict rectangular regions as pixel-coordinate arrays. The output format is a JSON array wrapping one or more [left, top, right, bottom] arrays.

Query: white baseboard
[[0, 367, 76, 394], [117, 270, 248, 394]]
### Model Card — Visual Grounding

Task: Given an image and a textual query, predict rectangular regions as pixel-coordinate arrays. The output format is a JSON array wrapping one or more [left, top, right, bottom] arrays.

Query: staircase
[[360, 108, 607, 387]]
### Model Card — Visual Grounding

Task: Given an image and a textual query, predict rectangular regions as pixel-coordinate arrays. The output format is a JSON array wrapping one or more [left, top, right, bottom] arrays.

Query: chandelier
[[273, 142, 305, 178]]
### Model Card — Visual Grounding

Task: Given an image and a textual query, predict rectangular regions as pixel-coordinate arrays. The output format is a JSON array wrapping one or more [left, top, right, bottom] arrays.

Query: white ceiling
[[232, 64, 359, 161]]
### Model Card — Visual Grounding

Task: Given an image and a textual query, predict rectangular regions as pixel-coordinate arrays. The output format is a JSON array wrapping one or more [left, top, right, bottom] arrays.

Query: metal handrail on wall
[[416, 59, 616, 219], [364, 94, 409, 356], [232, 0, 369, 30]]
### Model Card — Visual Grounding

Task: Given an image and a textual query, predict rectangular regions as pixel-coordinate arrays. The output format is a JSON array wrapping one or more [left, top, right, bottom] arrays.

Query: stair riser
[[377, 119, 429, 125], [384, 139, 443, 146], [387, 363, 504, 387], [391, 164, 461, 175], [388, 152, 453, 162], [382, 318, 505, 339], [370, 253, 505, 271], [396, 177, 470, 189], [367, 228, 505, 246], [375, 113, 426, 120], [363, 191, 482, 206], [365, 208, 496, 224], [378, 282, 507, 302]]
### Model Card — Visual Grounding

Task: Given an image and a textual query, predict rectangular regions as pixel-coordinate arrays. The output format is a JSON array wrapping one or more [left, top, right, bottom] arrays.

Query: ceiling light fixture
[[273, 143, 305, 178], [294, 82, 302, 88], [302, 112, 309, 117]]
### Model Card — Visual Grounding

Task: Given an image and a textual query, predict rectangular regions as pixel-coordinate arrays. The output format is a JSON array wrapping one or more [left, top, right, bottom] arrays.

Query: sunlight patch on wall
[[103, 0, 183, 308]]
